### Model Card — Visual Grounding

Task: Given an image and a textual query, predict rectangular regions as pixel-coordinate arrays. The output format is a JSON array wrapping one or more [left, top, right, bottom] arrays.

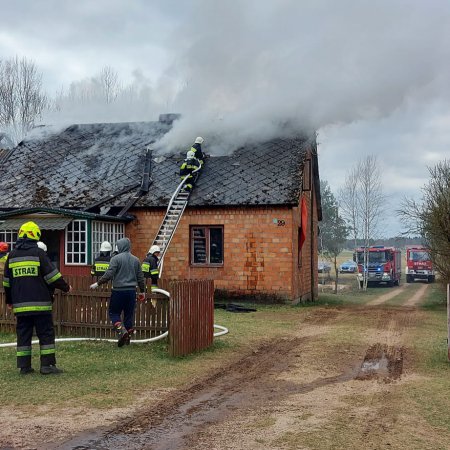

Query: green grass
[[0, 305, 303, 409]]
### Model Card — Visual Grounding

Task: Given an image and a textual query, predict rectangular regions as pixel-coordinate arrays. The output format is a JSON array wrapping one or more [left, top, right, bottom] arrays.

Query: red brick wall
[[127, 198, 319, 302]]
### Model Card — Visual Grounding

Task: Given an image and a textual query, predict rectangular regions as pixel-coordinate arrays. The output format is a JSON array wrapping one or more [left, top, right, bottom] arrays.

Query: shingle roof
[[0, 120, 313, 212]]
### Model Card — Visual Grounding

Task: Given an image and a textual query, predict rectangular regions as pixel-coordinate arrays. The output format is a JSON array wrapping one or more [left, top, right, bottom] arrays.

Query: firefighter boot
[[19, 367, 35, 375], [40, 365, 63, 375], [114, 322, 128, 348]]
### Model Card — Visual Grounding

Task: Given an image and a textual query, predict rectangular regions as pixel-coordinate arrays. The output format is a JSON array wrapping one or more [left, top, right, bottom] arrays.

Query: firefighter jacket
[[91, 252, 111, 277], [190, 143, 204, 163], [0, 251, 8, 277], [2, 238, 70, 315], [179, 157, 201, 178], [142, 253, 159, 286]]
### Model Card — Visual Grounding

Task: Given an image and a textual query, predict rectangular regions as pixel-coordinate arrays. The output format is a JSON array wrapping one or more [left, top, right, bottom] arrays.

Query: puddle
[[357, 343, 403, 382]]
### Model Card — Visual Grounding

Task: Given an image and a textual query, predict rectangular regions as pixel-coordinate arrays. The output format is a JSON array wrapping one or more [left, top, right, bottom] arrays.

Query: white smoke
[[156, 0, 450, 154]]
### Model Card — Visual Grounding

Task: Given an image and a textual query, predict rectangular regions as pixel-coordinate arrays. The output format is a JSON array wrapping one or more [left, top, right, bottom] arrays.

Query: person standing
[[142, 245, 160, 292], [3, 222, 71, 375], [91, 241, 113, 278], [0, 241, 9, 277], [90, 237, 145, 347]]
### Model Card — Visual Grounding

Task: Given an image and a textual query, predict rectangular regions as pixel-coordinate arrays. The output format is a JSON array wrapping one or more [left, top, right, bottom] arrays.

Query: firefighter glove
[[137, 293, 146, 302], [90, 282, 98, 289]]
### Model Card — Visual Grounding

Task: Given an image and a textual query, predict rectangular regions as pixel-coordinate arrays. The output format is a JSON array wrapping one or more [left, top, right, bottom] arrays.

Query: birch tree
[[0, 56, 47, 144]]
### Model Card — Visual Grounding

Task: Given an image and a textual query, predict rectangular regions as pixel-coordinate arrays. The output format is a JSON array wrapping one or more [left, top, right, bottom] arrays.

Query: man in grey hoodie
[[90, 238, 145, 347]]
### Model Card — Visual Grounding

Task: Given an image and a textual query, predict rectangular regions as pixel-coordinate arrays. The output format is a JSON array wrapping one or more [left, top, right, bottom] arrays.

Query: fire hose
[[0, 288, 228, 348]]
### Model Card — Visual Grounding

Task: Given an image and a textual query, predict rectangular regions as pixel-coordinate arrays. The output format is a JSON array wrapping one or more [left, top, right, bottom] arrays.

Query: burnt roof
[[0, 120, 314, 212]]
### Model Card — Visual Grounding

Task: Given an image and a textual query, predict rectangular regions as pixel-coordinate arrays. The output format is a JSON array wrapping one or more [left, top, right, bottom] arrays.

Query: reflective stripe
[[9, 260, 40, 268], [40, 348, 56, 355], [46, 271, 62, 284], [17, 346, 32, 352], [8, 256, 40, 264], [40, 344, 55, 350], [2, 278, 10, 287], [150, 269, 159, 275], [142, 263, 150, 273], [94, 263, 109, 271], [17, 350, 32, 356], [13, 305, 52, 313]]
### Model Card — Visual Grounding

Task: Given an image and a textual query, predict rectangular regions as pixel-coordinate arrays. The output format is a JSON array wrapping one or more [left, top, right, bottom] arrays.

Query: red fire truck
[[405, 246, 435, 283], [355, 246, 401, 287]]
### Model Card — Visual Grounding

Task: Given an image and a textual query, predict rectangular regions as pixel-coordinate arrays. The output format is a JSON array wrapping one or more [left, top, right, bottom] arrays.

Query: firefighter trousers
[[16, 314, 56, 369]]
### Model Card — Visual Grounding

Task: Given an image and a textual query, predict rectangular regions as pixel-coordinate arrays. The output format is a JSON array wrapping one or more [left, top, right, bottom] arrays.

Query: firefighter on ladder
[[190, 136, 205, 165], [180, 150, 201, 192]]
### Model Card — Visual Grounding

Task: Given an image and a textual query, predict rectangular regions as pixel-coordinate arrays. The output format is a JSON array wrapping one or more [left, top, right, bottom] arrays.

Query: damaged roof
[[0, 120, 314, 213]]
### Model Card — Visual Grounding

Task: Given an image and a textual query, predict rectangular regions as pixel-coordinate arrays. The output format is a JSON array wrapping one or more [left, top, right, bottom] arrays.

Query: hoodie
[[97, 238, 145, 292]]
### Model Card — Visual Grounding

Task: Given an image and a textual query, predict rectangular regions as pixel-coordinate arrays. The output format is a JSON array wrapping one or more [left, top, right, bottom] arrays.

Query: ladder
[[151, 165, 201, 276]]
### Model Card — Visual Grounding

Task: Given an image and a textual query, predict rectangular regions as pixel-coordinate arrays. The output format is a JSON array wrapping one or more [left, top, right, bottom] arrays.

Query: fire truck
[[354, 246, 401, 287], [405, 245, 435, 283]]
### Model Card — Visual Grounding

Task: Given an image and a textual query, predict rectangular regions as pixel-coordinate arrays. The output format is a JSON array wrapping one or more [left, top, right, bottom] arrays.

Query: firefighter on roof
[[91, 241, 113, 278], [142, 245, 160, 292], [190, 136, 205, 164], [3, 221, 71, 375], [179, 150, 201, 192]]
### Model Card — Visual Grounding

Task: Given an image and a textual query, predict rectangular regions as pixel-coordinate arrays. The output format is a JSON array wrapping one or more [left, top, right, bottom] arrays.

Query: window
[[91, 221, 125, 260], [65, 220, 87, 264], [191, 226, 224, 265], [0, 230, 18, 250]]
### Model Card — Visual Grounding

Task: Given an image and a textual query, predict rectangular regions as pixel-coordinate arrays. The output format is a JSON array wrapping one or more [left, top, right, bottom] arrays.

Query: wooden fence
[[0, 276, 215, 356]]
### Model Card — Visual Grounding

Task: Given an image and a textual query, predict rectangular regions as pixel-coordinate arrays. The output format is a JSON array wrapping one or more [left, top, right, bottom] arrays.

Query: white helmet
[[186, 150, 196, 159], [194, 136, 204, 144], [37, 241, 47, 252], [100, 241, 112, 252], [149, 245, 161, 254]]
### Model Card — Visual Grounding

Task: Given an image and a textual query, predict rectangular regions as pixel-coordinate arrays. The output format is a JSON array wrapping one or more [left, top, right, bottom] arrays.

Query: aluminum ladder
[[151, 165, 201, 276]]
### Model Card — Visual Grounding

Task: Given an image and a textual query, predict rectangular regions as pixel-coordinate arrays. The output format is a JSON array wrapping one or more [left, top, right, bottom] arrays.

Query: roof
[[0, 217, 72, 231], [0, 120, 316, 213]]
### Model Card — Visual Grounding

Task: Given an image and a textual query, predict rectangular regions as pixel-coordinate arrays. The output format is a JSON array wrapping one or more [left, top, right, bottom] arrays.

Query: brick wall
[[127, 196, 319, 302]]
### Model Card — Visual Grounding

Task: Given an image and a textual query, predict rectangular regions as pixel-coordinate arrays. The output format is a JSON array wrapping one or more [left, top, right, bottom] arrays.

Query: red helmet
[[0, 242, 8, 252]]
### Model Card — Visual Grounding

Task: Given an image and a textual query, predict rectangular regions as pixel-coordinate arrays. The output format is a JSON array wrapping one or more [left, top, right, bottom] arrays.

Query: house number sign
[[273, 218, 286, 227]]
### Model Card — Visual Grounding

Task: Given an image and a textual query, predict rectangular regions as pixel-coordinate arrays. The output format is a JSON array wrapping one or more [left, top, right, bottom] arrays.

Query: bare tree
[[357, 155, 385, 290], [0, 56, 47, 144], [338, 166, 360, 250], [398, 160, 450, 285], [99, 66, 120, 104]]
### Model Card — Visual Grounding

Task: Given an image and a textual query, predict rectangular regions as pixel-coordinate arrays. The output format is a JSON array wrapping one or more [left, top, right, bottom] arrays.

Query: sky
[[1, 0, 449, 237]]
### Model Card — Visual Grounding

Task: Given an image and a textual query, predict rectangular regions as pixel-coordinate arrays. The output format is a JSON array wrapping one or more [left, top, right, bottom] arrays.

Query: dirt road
[[48, 282, 446, 450]]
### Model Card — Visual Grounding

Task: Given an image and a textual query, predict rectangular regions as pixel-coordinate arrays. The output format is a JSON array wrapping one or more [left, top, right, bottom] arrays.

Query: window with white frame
[[91, 221, 125, 260], [65, 220, 88, 264], [0, 230, 18, 250]]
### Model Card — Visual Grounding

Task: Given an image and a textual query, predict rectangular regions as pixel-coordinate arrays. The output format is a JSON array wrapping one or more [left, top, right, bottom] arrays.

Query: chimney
[[158, 113, 181, 125]]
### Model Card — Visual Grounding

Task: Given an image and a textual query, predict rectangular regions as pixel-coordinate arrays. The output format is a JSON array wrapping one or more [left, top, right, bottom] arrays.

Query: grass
[[0, 305, 303, 409]]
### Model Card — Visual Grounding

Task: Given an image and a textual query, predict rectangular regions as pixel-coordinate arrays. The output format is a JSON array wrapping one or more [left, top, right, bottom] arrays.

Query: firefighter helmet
[[37, 241, 47, 252], [0, 241, 8, 252], [100, 241, 112, 252], [194, 136, 204, 144], [18, 221, 41, 241], [186, 150, 196, 159], [149, 245, 161, 255]]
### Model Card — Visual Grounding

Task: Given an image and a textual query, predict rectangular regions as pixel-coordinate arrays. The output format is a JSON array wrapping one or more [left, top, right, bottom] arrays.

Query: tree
[[320, 180, 349, 293], [398, 160, 450, 286], [338, 166, 359, 250], [338, 155, 385, 290], [0, 56, 47, 144]]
